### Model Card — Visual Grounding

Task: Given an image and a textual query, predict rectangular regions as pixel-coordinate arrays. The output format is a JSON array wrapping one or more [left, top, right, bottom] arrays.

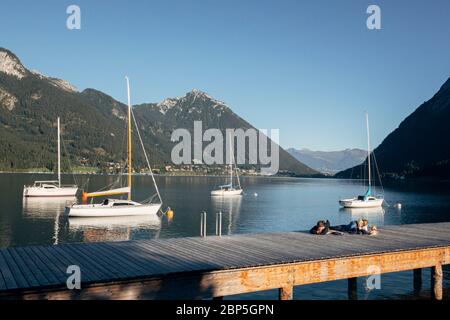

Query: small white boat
[[23, 117, 78, 197], [66, 77, 162, 217], [339, 196, 384, 208], [211, 186, 243, 196], [211, 134, 243, 197], [339, 113, 384, 208], [23, 181, 78, 197]]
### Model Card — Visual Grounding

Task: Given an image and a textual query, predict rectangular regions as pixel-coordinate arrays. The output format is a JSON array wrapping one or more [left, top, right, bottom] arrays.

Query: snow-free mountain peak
[[152, 89, 229, 115], [0, 48, 77, 92], [0, 48, 27, 79], [185, 89, 227, 107]]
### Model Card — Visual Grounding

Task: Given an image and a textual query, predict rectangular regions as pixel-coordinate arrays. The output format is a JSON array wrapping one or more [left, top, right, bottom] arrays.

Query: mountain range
[[287, 148, 366, 175], [0, 48, 318, 176], [336, 76, 450, 180]]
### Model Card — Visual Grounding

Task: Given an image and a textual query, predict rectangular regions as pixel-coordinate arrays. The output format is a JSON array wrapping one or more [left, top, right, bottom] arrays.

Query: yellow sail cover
[[86, 187, 131, 198]]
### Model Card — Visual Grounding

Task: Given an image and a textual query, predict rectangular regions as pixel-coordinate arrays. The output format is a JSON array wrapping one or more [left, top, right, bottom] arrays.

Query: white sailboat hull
[[23, 186, 78, 197], [339, 198, 384, 208], [211, 189, 243, 196], [67, 202, 162, 217], [68, 214, 161, 229]]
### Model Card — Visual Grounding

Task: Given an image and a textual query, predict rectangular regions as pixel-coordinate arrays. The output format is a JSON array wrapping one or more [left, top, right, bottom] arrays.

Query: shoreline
[[0, 170, 329, 180], [1, 171, 448, 183]]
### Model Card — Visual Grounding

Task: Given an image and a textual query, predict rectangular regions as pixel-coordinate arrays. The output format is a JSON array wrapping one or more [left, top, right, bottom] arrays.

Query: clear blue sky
[[1, 0, 449, 151]]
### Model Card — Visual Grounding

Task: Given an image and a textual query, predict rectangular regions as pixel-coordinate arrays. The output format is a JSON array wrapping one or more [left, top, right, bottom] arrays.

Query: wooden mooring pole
[[413, 269, 422, 293], [348, 277, 358, 300], [431, 264, 443, 300], [279, 286, 293, 300]]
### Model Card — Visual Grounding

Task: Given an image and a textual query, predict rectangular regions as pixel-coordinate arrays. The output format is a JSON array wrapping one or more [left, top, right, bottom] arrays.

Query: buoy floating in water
[[166, 207, 174, 220], [394, 203, 402, 209], [254, 193, 258, 197]]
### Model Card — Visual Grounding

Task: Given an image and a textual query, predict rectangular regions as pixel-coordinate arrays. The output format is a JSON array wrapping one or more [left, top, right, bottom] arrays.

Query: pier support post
[[413, 269, 422, 293], [348, 277, 358, 300], [279, 286, 293, 300], [431, 264, 443, 300], [200, 212, 207, 237]]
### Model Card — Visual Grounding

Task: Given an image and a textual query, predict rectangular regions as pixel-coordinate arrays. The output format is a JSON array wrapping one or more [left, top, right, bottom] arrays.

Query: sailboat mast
[[229, 133, 233, 187], [57, 117, 61, 188], [126, 77, 132, 200], [235, 161, 241, 189], [366, 112, 371, 190]]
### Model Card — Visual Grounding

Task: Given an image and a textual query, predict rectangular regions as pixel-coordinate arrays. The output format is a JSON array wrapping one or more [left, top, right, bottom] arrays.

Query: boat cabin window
[[357, 196, 365, 201], [113, 203, 133, 206]]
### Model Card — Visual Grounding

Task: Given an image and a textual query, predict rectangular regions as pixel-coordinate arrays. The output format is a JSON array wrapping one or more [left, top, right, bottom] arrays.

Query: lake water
[[1, 173, 449, 300]]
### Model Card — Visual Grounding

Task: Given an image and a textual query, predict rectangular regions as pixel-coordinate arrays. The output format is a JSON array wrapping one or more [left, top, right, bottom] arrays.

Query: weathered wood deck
[[0, 222, 449, 300]]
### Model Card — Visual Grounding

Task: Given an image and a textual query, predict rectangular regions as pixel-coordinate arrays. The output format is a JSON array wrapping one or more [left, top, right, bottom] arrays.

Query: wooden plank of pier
[[0, 222, 449, 300]]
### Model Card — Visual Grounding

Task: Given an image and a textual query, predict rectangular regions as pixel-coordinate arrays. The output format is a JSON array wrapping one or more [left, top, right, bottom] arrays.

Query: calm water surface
[[1, 173, 449, 300]]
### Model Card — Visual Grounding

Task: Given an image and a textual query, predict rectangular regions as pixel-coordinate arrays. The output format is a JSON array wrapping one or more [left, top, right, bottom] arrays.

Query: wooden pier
[[0, 222, 449, 300]]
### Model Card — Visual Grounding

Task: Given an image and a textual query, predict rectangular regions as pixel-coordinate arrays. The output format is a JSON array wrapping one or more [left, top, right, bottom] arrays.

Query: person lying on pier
[[310, 220, 347, 235], [329, 219, 378, 235], [309, 220, 330, 235], [356, 219, 378, 235], [329, 219, 364, 234], [310, 219, 378, 236]]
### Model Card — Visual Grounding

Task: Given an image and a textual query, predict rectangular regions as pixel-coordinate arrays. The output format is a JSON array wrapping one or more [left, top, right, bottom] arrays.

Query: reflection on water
[[22, 197, 75, 219], [22, 197, 76, 245], [69, 215, 161, 229], [339, 207, 385, 227], [211, 196, 242, 235], [69, 215, 162, 242]]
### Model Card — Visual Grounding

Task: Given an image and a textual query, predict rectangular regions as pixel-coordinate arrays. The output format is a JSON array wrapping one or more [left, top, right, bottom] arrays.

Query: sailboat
[[66, 77, 162, 217], [211, 135, 243, 196], [23, 117, 79, 197], [339, 113, 384, 208]]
